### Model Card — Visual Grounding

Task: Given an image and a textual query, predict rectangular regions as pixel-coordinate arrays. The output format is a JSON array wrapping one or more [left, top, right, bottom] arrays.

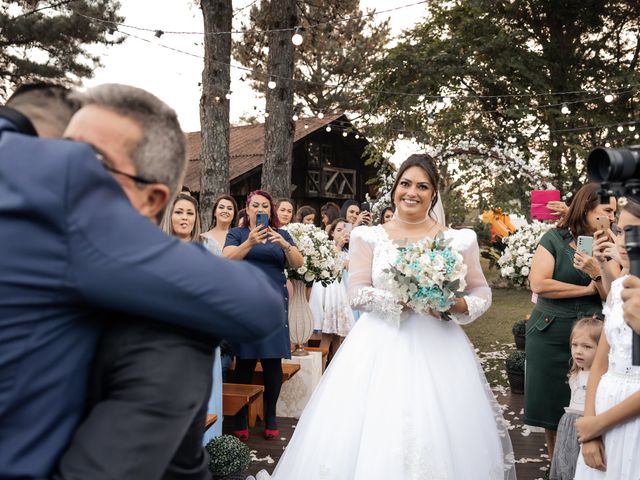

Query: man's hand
[[622, 276, 640, 334]]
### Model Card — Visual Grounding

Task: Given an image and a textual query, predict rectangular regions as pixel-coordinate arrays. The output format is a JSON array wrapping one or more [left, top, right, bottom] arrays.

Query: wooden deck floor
[[222, 390, 549, 479]]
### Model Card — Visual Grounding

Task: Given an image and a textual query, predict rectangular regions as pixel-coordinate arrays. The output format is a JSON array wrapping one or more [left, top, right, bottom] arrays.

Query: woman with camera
[[526, 183, 616, 459], [223, 190, 303, 440]]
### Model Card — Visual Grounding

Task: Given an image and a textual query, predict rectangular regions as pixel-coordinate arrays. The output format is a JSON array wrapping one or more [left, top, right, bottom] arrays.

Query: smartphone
[[343, 222, 353, 233], [595, 216, 611, 233], [531, 190, 561, 220], [360, 201, 371, 212], [576, 235, 593, 256], [256, 212, 269, 229]]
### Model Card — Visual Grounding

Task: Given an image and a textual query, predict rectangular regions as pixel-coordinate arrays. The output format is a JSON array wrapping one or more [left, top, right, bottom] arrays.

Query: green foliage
[[505, 350, 526, 372], [511, 319, 527, 336], [233, 0, 390, 114], [0, 0, 124, 98], [205, 435, 250, 478], [365, 0, 640, 203]]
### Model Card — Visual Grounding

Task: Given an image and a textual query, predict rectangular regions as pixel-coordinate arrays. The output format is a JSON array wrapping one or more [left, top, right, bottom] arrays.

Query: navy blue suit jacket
[[0, 117, 283, 479]]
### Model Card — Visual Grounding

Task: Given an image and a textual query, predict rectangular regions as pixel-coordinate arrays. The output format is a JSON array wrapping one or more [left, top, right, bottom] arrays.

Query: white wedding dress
[[271, 225, 516, 480]]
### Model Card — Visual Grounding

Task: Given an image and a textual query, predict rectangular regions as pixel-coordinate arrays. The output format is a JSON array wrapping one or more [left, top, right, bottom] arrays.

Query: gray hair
[[73, 84, 186, 196], [6, 84, 80, 138]]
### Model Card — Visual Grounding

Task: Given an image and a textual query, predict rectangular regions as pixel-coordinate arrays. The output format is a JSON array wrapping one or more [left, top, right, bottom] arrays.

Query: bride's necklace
[[393, 213, 428, 225]]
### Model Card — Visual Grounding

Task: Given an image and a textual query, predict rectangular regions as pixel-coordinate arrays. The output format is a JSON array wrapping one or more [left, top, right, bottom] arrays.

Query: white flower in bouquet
[[283, 223, 342, 287], [384, 232, 468, 321], [497, 221, 553, 287]]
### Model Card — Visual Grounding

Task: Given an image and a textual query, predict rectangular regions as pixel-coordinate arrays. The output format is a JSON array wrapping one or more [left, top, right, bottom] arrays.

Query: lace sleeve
[[449, 230, 492, 326], [347, 227, 403, 325]]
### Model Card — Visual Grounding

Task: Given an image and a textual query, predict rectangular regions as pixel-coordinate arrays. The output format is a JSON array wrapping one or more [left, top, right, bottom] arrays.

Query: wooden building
[[183, 113, 377, 212]]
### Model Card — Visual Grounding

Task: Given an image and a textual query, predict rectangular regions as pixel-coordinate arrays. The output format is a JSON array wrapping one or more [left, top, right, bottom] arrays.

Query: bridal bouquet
[[385, 233, 467, 320], [282, 223, 342, 286]]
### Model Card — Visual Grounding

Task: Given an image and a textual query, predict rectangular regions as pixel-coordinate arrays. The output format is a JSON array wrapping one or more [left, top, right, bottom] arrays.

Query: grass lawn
[[461, 259, 534, 386]]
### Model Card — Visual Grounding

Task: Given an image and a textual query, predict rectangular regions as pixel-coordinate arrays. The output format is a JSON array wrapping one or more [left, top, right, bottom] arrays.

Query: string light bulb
[[561, 103, 570, 114], [398, 132, 404, 139], [264, 112, 270, 118], [629, 125, 636, 132], [304, 124, 309, 129], [268, 80, 277, 89], [317, 112, 324, 119], [343, 131, 348, 137], [605, 141, 611, 147], [326, 126, 331, 132], [225, 92, 232, 100], [635, 133, 639, 140], [291, 27, 303, 46], [292, 114, 299, 121], [552, 141, 558, 147], [355, 134, 360, 139], [604, 93, 614, 103], [617, 125, 624, 133]]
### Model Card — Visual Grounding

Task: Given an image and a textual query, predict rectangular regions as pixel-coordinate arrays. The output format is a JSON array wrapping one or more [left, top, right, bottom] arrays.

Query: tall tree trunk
[[261, 0, 298, 198], [199, 0, 232, 231]]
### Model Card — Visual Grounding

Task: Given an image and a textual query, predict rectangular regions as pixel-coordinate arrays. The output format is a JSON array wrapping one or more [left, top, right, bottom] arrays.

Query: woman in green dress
[[526, 183, 616, 460]]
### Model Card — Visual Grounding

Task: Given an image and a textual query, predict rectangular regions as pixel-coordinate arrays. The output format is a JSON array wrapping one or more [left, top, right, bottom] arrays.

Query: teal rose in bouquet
[[385, 232, 467, 320]]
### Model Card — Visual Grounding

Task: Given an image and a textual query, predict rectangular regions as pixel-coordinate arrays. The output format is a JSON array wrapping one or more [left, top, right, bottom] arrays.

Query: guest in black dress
[[223, 189, 304, 440]]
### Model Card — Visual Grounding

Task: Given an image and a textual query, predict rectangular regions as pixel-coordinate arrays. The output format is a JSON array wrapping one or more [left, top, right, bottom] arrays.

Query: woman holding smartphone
[[526, 183, 616, 460], [223, 190, 303, 441]]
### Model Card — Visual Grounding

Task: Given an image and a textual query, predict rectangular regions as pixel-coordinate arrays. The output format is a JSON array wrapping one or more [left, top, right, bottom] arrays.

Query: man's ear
[[139, 184, 171, 222]]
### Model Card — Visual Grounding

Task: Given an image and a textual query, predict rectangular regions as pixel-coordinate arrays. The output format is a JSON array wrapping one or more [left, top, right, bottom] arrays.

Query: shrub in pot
[[206, 435, 251, 480], [512, 318, 527, 350], [505, 350, 525, 394]]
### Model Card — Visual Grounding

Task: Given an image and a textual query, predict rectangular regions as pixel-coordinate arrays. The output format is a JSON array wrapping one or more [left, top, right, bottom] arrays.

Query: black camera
[[587, 146, 640, 365], [586, 146, 640, 203]]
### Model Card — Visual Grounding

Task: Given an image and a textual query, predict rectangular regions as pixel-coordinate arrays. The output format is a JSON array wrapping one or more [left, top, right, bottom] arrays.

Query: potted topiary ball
[[206, 435, 251, 480], [505, 350, 526, 394], [512, 318, 527, 350]]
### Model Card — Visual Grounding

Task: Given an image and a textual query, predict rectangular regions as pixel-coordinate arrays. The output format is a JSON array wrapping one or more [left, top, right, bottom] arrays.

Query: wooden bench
[[227, 361, 301, 384], [222, 383, 264, 427], [204, 414, 218, 431]]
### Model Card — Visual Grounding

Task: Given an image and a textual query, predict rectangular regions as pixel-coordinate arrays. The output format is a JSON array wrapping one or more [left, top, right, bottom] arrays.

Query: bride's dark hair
[[389, 153, 440, 219]]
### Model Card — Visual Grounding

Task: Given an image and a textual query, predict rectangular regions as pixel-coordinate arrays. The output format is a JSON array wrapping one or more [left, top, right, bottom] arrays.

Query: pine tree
[[199, 0, 232, 231], [0, 0, 124, 98], [233, 0, 390, 114]]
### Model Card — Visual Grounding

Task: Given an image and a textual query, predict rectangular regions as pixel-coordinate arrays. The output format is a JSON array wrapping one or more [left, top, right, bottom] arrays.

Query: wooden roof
[[183, 113, 346, 191]]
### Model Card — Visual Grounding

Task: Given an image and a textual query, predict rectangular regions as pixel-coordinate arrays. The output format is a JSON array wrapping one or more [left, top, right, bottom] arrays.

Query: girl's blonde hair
[[568, 315, 603, 379]]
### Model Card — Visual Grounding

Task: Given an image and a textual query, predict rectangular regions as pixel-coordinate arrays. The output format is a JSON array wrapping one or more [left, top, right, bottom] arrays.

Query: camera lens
[[587, 147, 640, 182]]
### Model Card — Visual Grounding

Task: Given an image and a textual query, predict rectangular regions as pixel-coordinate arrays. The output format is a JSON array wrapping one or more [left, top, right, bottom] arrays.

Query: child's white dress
[[575, 276, 640, 479], [309, 252, 355, 337]]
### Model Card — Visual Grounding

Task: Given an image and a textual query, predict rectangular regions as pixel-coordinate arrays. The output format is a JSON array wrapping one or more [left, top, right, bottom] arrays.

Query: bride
[[270, 154, 516, 479]]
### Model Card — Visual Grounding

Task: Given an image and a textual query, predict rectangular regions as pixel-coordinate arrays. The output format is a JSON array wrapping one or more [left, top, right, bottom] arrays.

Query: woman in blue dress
[[223, 190, 304, 440], [200, 194, 238, 441]]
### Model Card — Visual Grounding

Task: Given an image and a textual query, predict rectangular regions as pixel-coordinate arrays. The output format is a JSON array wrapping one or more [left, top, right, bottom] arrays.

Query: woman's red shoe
[[263, 428, 280, 440], [232, 429, 249, 441]]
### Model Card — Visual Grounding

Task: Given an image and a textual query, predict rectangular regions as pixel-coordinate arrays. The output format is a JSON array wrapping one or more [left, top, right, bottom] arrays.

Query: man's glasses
[[94, 151, 159, 186]]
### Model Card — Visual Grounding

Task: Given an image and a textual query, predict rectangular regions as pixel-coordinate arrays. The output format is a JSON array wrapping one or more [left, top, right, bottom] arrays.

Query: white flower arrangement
[[497, 221, 553, 287], [282, 223, 342, 286], [385, 233, 467, 320]]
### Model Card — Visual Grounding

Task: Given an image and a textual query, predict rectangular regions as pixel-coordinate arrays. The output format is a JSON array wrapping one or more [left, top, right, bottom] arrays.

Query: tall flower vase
[[288, 279, 314, 356]]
